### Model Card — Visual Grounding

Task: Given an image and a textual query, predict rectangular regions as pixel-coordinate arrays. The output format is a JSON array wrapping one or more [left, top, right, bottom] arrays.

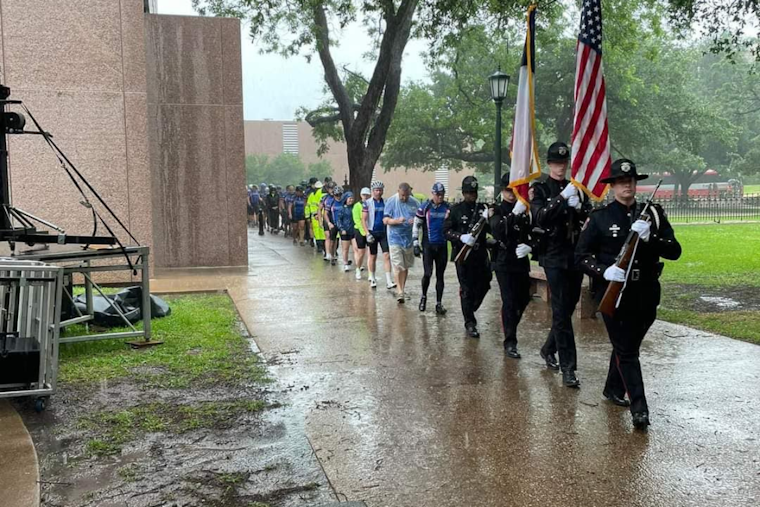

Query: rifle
[[454, 204, 491, 264], [598, 179, 662, 317]]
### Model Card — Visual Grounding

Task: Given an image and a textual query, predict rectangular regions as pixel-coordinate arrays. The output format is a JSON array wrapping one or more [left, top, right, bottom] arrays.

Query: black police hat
[[547, 142, 570, 163], [296, 185, 304, 192], [462, 175, 479, 193], [308, 177, 318, 185], [601, 159, 648, 184], [500, 173, 514, 189]]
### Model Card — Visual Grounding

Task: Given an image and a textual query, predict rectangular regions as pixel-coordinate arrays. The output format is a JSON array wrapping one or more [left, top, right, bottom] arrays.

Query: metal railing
[[618, 193, 760, 223]]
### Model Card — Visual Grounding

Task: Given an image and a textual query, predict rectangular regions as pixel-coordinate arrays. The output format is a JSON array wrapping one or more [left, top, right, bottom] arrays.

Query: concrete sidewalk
[[0, 400, 39, 507], [153, 230, 760, 507]]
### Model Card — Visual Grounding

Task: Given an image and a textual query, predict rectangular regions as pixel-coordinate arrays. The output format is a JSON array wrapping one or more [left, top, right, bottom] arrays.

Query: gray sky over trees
[[158, 0, 430, 121]]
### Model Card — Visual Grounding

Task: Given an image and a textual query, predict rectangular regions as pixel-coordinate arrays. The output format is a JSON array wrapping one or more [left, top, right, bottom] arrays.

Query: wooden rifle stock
[[598, 229, 639, 317], [597, 179, 663, 317]]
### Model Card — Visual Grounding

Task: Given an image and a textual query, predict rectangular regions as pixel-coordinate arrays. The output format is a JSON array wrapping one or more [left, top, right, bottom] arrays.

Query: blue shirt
[[418, 201, 449, 246], [323, 195, 335, 221], [363, 197, 385, 234], [292, 195, 306, 217], [331, 198, 344, 226], [384, 194, 421, 248]]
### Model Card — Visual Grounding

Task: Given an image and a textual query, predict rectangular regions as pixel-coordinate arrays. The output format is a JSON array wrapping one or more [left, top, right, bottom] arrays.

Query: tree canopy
[[382, 0, 759, 195]]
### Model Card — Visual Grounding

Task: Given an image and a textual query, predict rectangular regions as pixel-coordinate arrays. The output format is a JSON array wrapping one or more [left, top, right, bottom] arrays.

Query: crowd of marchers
[[246, 142, 682, 432]]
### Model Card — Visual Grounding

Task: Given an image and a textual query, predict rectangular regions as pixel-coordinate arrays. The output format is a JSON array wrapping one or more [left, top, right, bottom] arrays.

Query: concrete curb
[[0, 400, 40, 507]]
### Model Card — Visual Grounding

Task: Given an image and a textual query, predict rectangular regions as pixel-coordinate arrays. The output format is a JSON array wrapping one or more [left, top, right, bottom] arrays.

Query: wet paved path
[[154, 231, 760, 507]]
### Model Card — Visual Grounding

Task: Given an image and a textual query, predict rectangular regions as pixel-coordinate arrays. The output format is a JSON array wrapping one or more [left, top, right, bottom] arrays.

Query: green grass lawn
[[743, 184, 760, 195], [59, 294, 268, 387], [57, 293, 270, 457], [661, 223, 760, 286], [658, 223, 760, 344]]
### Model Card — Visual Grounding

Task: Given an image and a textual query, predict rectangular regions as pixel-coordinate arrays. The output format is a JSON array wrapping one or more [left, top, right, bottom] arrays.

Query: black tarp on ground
[[72, 286, 171, 328]]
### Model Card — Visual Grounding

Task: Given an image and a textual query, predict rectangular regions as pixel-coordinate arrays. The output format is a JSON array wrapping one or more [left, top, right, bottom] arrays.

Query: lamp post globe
[[489, 69, 510, 195]]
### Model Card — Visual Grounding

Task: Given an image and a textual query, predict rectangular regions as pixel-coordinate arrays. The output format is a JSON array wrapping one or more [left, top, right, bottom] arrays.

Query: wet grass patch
[[59, 294, 269, 388], [658, 225, 760, 345], [80, 399, 267, 457]]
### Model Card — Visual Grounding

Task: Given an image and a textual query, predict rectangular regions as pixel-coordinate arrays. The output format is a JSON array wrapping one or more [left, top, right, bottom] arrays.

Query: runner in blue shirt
[[289, 186, 308, 246], [383, 182, 421, 302], [361, 180, 394, 289], [413, 182, 450, 313]]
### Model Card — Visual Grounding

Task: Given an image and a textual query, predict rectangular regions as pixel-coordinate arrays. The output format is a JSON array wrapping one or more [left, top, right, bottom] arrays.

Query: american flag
[[570, 0, 611, 201]]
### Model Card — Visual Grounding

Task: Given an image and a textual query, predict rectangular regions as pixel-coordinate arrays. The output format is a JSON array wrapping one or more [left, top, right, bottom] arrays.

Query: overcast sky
[[157, 0, 431, 121]]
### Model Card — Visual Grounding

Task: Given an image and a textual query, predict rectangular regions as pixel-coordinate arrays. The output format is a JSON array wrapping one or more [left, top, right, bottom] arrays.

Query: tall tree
[[192, 0, 536, 193]]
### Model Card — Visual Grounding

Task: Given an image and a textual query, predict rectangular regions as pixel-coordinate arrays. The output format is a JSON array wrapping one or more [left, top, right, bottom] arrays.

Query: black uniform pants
[[422, 244, 448, 302], [602, 282, 659, 414], [495, 270, 531, 348], [455, 254, 492, 328], [268, 208, 280, 229], [540, 268, 583, 372]]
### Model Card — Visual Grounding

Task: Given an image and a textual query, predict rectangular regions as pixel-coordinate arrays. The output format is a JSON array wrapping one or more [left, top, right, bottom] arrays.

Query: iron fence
[[607, 193, 760, 223]]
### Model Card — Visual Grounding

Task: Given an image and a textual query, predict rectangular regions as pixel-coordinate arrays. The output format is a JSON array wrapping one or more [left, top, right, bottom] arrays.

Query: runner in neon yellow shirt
[[352, 187, 371, 279]]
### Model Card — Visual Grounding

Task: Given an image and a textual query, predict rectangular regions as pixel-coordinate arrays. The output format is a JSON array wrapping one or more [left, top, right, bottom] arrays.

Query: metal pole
[[0, 91, 10, 230], [494, 100, 503, 196]]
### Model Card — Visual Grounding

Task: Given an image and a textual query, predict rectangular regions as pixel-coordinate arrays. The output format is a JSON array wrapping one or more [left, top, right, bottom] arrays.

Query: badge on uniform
[[609, 224, 621, 238], [581, 217, 590, 232]]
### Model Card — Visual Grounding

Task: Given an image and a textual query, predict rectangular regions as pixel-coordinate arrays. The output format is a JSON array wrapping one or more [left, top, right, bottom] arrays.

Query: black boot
[[418, 295, 427, 312], [632, 411, 650, 430], [603, 390, 631, 407], [435, 303, 447, 315], [540, 350, 559, 371], [504, 343, 521, 359], [465, 323, 480, 338], [562, 370, 580, 388]]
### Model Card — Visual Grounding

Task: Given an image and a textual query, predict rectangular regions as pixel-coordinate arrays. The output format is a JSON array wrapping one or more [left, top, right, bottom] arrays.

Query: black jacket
[[444, 200, 491, 262], [489, 201, 531, 273], [575, 200, 682, 300], [531, 177, 591, 269]]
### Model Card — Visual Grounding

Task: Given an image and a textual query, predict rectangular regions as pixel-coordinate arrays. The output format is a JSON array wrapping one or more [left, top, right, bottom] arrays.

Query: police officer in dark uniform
[[444, 176, 492, 338], [531, 142, 591, 387], [576, 159, 681, 430], [490, 175, 532, 358]]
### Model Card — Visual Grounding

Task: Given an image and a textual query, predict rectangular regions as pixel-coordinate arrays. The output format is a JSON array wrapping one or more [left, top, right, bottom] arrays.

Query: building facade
[[0, 0, 246, 270]]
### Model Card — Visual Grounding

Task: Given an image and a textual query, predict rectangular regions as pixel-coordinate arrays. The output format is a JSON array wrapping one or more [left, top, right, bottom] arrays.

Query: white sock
[[356, 268, 361, 275], [369, 271, 375, 281], [386, 272, 393, 285]]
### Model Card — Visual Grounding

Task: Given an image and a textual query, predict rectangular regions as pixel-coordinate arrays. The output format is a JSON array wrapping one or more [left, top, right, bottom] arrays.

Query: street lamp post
[[489, 68, 510, 196]]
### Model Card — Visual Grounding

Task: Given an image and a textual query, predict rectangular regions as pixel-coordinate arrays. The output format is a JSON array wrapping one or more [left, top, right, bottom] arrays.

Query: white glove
[[515, 243, 532, 259], [460, 233, 476, 247], [413, 239, 419, 249], [511, 200, 527, 215], [366, 233, 376, 244], [631, 219, 651, 242], [481, 207, 492, 219], [560, 183, 578, 200], [567, 194, 581, 209], [603, 265, 627, 282]]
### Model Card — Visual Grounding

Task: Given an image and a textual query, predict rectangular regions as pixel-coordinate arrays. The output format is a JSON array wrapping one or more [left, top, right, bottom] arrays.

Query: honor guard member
[[490, 175, 533, 359], [531, 141, 591, 387], [444, 176, 492, 338], [413, 182, 450, 315], [576, 159, 681, 430]]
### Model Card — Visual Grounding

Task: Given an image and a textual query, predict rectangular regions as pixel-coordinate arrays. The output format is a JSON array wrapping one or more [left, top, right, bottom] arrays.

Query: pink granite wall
[[0, 0, 152, 250], [145, 14, 247, 268]]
